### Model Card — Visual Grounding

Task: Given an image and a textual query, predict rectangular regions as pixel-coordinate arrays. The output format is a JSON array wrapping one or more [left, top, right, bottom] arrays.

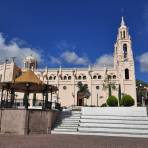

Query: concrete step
[[55, 126, 78, 129], [51, 131, 148, 138], [78, 127, 148, 135], [53, 128, 78, 132], [51, 131, 78, 134], [80, 119, 148, 124], [54, 123, 79, 127], [60, 122, 79, 125], [62, 118, 80, 121], [61, 113, 81, 116], [57, 120, 79, 123], [57, 122, 79, 125], [56, 125, 78, 129], [81, 115, 148, 120], [79, 123, 148, 129], [58, 118, 80, 122]]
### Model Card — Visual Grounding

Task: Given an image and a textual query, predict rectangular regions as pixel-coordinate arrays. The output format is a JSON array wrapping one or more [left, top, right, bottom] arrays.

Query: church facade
[[0, 17, 137, 107]]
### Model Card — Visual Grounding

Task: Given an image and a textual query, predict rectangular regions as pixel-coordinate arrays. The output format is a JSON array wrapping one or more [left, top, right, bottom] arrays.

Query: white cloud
[[0, 33, 41, 66], [61, 51, 89, 65], [56, 40, 76, 50], [93, 54, 114, 68], [50, 56, 61, 65], [138, 52, 148, 72]]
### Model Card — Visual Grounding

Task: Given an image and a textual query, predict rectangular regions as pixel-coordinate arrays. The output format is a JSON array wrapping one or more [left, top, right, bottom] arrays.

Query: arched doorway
[[77, 92, 84, 106]]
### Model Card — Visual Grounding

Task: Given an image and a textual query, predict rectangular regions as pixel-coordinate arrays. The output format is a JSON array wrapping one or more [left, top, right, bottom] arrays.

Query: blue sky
[[0, 0, 148, 82]]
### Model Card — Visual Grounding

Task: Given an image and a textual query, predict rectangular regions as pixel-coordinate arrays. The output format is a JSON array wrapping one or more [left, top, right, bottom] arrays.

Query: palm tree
[[103, 74, 116, 98], [77, 81, 90, 106]]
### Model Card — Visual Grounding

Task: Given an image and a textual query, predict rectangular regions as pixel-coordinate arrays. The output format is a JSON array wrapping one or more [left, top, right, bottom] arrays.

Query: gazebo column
[[42, 93, 45, 110], [26, 91, 29, 110], [25, 83, 30, 110], [45, 89, 48, 109], [51, 88, 53, 108], [5, 89, 9, 108], [0, 87, 4, 108], [10, 89, 15, 107]]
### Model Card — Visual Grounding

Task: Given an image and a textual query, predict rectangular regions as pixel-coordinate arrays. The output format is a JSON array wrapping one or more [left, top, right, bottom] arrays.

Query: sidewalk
[[0, 134, 148, 148]]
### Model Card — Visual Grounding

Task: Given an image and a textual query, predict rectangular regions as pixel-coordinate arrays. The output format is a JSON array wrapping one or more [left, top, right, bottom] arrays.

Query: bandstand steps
[[51, 110, 81, 134]]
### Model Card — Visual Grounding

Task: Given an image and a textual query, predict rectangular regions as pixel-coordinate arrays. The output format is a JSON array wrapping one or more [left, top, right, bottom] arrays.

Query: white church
[[0, 17, 137, 107]]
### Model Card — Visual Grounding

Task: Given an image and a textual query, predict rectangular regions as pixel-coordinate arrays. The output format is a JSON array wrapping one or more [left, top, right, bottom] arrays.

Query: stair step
[[78, 127, 148, 134], [80, 119, 148, 124], [51, 131, 148, 138], [79, 123, 148, 129], [60, 123, 79, 126], [81, 115, 148, 120], [56, 126, 78, 129], [53, 128, 78, 132], [62, 118, 80, 121]]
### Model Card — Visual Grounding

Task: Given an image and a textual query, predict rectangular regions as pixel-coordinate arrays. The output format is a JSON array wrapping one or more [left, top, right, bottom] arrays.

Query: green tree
[[77, 81, 91, 99], [121, 95, 135, 106], [107, 96, 118, 107]]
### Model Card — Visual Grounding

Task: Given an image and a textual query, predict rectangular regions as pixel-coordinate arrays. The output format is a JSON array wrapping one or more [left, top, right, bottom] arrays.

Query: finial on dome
[[121, 16, 126, 27]]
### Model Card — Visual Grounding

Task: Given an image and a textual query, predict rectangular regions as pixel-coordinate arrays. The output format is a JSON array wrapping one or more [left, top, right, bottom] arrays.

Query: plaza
[[0, 134, 148, 148]]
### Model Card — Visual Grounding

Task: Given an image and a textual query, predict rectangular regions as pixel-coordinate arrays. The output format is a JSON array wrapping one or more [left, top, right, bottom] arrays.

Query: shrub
[[121, 95, 134, 106], [101, 103, 107, 107], [107, 96, 118, 107]]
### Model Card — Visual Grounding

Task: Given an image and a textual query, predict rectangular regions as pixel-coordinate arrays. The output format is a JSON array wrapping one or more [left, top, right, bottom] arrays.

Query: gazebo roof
[[14, 70, 42, 84], [0, 70, 58, 93]]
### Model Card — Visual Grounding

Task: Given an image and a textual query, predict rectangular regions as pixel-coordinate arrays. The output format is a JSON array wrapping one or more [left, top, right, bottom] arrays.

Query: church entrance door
[[77, 98, 84, 106]]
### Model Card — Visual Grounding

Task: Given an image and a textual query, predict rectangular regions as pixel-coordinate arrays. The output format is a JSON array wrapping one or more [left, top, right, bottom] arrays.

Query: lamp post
[[25, 83, 30, 110], [137, 83, 147, 106]]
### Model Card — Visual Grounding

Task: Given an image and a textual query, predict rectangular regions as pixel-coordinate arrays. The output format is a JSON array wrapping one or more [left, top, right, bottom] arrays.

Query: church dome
[[25, 54, 36, 62], [24, 54, 37, 70]]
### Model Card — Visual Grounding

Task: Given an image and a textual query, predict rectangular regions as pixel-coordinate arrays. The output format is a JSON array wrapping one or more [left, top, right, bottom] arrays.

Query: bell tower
[[114, 17, 137, 105]]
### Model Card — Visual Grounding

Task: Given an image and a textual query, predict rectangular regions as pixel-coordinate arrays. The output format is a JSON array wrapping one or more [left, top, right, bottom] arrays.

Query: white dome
[[25, 55, 36, 62]]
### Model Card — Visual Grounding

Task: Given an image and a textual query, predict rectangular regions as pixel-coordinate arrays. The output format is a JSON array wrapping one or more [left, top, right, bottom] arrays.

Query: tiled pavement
[[0, 134, 148, 148]]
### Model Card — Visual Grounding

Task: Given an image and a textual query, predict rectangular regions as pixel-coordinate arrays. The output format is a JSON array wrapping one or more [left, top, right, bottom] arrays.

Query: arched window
[[64, 76, 67, 80], [49, 76, 52, 80], [123, 31, 126, 39], [68, 76, 71, 80], [83, 76, 86, 80], [78, 75, 82, 80], [125, 68, 129, 80], [93, 75, 97, 79], [98, 75, 101, 79], [54, 76, 56, 80], [123, 44, 127, 58], [96, 86, 99, 90], [113, 75, 116, 79]]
